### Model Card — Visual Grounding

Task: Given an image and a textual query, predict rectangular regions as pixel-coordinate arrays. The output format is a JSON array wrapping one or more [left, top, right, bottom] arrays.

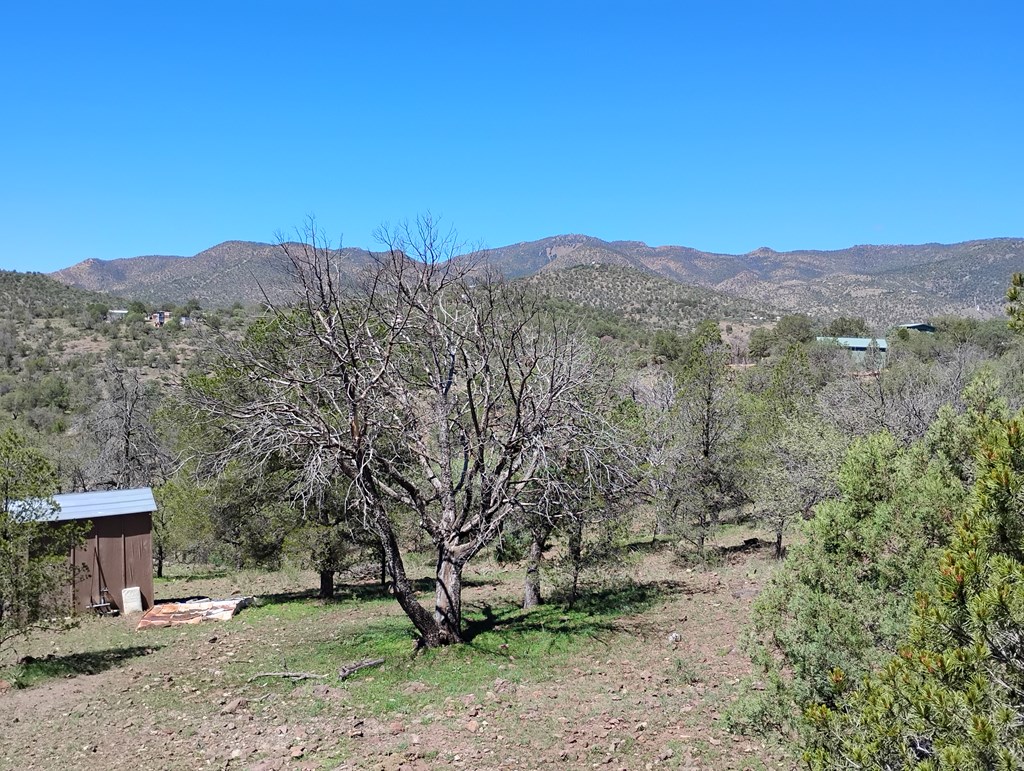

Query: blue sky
[[2, 2, 1022, 273]]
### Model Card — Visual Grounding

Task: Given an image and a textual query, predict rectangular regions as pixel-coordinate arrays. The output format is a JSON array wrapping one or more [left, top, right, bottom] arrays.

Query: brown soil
[[0, 541, 793, 771]]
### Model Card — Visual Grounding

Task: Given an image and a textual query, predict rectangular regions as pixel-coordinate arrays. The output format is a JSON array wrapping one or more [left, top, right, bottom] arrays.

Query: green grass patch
[[237, 579, 665, 715]]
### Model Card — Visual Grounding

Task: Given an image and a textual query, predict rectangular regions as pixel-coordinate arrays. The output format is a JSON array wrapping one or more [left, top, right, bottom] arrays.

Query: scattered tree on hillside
[[820, 316, 872, 338], [86, 361, 171, 489], [746, 346, 847, 557], [515, 398, 640, 609], [83, 361, 177, 574], [819, 344, 985, 444], [625, 370, 678, 538], [747, 314, 816, 361], [773, 314, 815, 345], [295, 483, 383, 599], [152, 472, 217, 567], [184, 217, 626, 647], [203, 462, 297, 571], [747, 327, 773, 360]]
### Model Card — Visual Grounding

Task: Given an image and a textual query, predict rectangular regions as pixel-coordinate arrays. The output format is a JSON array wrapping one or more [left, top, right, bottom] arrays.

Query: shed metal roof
[[816, 336, 888, 350], [49, 487, 157, 522]]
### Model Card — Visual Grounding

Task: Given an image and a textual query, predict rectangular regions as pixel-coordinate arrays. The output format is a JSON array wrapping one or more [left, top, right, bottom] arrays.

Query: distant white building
[[106, 309, 129, 322]]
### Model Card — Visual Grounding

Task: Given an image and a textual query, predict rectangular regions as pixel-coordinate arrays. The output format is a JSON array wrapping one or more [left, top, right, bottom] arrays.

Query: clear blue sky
[[2, 2, 1022, 273]]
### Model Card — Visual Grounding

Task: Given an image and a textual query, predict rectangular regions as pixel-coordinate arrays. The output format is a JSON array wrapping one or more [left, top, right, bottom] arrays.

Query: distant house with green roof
[[815, 336, 888, 366]]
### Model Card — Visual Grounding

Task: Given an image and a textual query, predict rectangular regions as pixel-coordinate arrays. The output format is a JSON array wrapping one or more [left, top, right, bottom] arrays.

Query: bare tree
[[819, 344, 986, 445], [183, 217, 621, 646], [518, 433, 639, 609], [82, 360, 176, 574], [86, 360, 171, 489], [751, 413, 845, 557], [626, 370, 679, 538]]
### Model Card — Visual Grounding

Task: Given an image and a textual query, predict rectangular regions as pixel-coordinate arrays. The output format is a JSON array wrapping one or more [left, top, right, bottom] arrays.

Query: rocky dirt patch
[[0, 540, 793, 770]]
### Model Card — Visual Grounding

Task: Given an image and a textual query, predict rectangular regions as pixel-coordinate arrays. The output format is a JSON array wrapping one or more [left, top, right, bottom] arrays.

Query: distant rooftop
[[897, 322, 936, 332], [816, 336, 888, 351]]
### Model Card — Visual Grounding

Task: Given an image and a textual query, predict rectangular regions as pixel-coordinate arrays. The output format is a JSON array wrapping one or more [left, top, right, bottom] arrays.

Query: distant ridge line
[[49, 235, 1023, 328]]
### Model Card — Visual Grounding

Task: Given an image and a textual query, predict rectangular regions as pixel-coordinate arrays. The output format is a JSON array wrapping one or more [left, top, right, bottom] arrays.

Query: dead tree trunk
[[523, 523, 552, 609]]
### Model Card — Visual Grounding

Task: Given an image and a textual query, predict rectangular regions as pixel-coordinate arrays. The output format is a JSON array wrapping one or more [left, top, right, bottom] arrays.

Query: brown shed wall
[[67, 512, 154, 613]]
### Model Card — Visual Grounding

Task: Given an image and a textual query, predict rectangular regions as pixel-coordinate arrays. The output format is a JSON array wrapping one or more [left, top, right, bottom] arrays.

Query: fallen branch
[[338, 658, 385, 680], [247, 671, 327, 683]]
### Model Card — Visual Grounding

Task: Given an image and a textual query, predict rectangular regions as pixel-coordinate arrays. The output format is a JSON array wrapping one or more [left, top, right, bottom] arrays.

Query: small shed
[[49, 488, 157, 614]]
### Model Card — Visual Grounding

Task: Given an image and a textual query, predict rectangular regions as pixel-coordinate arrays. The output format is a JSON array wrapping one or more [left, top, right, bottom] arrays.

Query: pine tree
[[804, 418, 1024, 769]]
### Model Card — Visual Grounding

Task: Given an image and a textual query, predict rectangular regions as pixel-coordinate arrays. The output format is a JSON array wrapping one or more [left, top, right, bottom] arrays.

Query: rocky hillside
[[483, 236, 1022, 326], [51, 235, 1023, 327], [523, 263, 778, 334], [52, 241, 372, 307], [0, 270, 118, 320]]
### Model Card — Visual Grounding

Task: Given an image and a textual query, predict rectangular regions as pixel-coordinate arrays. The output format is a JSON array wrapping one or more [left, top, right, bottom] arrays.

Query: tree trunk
[[372, 514, 445, 647], [566, 519, 584, 609], [434, 550, 464, 644], [156, 542, 164, 579], [523, 524, 551, 609], [775, 524, 784, 559], [318, 569, 335, 599]]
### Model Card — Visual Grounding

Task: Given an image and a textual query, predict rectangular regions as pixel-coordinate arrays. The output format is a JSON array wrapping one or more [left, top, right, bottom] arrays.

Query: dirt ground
[[0, 534, 794, 771]]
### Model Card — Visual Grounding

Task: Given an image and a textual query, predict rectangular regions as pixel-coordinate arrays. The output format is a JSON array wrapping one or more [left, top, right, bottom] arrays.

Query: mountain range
[[50, 235, 1023, 329]]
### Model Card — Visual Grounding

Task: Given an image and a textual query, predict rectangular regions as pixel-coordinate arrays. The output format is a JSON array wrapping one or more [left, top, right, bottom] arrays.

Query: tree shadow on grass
[[11, 645, 162, 688], [461, 604, 620, 655], [461, 580, 670, 650], [559, 580, 668, 616], [255, 575, 503, 609], [715, 537, 774, 558], [619, 536, 675, 556], [255, 580, 421, 607], [155, 569, 230, 582]]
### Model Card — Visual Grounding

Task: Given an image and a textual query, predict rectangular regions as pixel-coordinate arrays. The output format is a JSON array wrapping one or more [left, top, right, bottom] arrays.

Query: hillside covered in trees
[[51, 235, 1023, 328]]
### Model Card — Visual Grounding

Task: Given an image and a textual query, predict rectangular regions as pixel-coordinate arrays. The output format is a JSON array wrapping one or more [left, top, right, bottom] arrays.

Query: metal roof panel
[[48, 487, 158, 522], [816, 336, 888, 350]]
